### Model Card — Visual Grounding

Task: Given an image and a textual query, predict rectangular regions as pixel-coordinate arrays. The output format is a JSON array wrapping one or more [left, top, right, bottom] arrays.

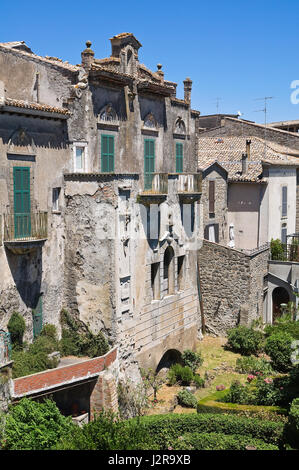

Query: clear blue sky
[[1, 0, 299, 123]]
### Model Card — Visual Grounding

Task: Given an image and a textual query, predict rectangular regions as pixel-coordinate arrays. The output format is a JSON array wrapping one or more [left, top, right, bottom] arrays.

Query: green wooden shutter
[[13, 167, 31, 238], [101, 135, 114, 172], [176, 143, 183, 173], [144, 139, 155, 190]]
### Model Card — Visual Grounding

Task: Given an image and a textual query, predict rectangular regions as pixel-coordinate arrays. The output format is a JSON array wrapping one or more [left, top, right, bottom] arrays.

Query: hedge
[[173, 432, 279, 451], [197, 391, 287, 419], [132, 412, 284, 448]]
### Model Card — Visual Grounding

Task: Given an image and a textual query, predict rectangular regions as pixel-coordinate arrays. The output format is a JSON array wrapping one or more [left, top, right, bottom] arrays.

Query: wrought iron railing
[[270, 243, 299, 262], [3, 212, 48, 242], [177, 173, 202, 193], [143, 173, 168, 194], [0, 330, 12, 365]]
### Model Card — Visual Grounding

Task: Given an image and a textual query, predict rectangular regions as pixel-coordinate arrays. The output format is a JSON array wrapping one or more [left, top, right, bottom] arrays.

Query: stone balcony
[[176, 172, 202, 203], [3, 211, 48, 254], [137, 173, 168, 205]]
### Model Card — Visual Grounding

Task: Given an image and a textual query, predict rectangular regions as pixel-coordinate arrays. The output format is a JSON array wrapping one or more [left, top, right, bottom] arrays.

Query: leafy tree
[[7, 312, 26, 349], [2, 398, 74, 450]]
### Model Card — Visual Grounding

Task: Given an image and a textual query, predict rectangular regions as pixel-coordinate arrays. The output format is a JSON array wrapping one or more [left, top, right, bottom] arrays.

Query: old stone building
[[0, 33, 203, 381], [197, 116, 299, 333]]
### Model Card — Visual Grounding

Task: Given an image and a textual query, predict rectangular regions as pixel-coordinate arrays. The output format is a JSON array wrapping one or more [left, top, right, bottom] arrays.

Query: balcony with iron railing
[[270, 243, 299, 263], [3, 211, 48, 254], [137, 173, 168, 205], [176, 172, 202, 203]]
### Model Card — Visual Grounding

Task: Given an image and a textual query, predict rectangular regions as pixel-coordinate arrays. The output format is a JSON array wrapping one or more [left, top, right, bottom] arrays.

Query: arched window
[[163, 246, 175, 295]]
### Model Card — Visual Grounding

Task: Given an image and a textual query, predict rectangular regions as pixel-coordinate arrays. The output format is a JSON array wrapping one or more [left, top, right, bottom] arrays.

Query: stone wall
[[198, 239, 268, 335]]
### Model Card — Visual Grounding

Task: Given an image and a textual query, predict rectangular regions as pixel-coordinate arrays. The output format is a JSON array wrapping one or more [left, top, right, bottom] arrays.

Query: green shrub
[[235, 356, 273, 375], [7, 312, 26, 349], [133, 413, 284, 448], [55, 411, 156, 450], [59, 310, 109, 358], [177, 390, 197, 408], [264, 315, 299, 340], [265, 332, 293, 372], [2, 398, 74, 450], [180, 366, 194, 385], [11, 348, 58, 379], [40, 324, 58, 342], [182, 349, 203, 372], [167, 364, 194, 386], [226, 326, 264, 356], [270, 238, 285, 261], [284, 398, 299, 449], [173, 432, 279, 450], [222, 380, 253, 405], [193, 374, 205, 388]]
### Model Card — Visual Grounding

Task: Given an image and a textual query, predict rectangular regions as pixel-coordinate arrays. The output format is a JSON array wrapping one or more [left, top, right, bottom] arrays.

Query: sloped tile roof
[[2, 97, 70, 115], [198, 135, 299, 182]]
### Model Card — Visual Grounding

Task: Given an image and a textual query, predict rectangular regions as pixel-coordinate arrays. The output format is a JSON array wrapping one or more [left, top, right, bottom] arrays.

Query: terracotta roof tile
[[2, 98, 70, 115], [198, 135, 299, 182]]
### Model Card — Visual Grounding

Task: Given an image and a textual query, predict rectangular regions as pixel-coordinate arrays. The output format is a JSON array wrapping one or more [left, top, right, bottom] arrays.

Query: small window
[[282, 186, 287, 217], [74, 144, 87, 172], [101, 135, 114, 172], [52, 187, 61, 212], [176, 142, 183, 173], [209, 180, 215, 214], [151, 263, 160, 300]]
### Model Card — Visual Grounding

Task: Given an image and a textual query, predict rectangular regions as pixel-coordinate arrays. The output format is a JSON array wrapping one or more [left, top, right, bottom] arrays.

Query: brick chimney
[[246, 139, 251, 160], [81, 41, 94, 70], [183, 77, 192, 104]]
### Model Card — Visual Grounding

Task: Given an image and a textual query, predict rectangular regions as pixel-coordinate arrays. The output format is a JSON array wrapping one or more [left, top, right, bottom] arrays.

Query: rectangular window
[[176, 142, 183, 173], [13, 166, 31, 238], [52, 187, 61, 212], [151, 262, 160, 300], [101, 135, 114, 172], [282, 186, 287, 217], [144, 139, 155, 190], [75, 147, 84, 171], [209, 180, 215, 214]]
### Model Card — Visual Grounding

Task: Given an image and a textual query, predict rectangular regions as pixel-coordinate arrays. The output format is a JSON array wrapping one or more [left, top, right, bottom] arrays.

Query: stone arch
[[156, 348, 183, 373], [272, 286, 290, 322], [98, 103, 118, 122], [7, 128, 36, 155], [163, 245, 175, 295], [174, 117, 186, 134]]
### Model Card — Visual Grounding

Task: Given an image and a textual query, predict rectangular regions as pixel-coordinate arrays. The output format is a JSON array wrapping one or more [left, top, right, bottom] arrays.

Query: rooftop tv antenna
[[254, 96, 274, 160], [214, 97, 222, 114]]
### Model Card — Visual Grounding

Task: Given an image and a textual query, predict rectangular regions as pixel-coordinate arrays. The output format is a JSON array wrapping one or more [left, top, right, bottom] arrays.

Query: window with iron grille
[[52, 187, 61, 212]]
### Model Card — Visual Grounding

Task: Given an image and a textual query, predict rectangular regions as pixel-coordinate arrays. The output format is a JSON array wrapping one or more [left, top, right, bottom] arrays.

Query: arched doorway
[[272, 287, 289, 322], [156, 349, 183, 373]]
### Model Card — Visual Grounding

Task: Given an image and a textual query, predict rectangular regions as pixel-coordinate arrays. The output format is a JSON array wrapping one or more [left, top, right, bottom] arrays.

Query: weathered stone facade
[[0, 33, 203, 385], [198, 239, 268, 335]]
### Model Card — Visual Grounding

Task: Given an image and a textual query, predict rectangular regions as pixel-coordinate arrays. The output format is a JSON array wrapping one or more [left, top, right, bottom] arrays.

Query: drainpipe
[[197, 258, 206, 334]]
